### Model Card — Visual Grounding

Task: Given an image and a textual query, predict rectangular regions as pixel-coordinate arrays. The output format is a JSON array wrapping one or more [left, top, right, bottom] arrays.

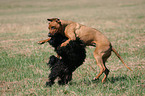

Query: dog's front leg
[[60, 39, 71, 47], [46, 74, 57, 87], [46, 80, 55, 87], [38, 38, 51, 44], [60, 24, 77, 47]]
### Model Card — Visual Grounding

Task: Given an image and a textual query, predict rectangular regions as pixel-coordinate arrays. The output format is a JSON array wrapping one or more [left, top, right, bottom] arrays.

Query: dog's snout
[[48, 33, 52, 37]]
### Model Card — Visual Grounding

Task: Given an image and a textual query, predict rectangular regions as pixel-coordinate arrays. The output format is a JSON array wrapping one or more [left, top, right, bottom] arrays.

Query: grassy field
[[0, 0, 145, 95]]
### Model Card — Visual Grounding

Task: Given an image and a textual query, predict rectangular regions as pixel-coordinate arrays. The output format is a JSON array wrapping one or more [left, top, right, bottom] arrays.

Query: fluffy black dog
[[46, 33, 86, 86]]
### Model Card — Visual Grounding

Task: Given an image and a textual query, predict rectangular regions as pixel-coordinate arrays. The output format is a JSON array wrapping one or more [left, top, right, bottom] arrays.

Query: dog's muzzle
[[48, 33, 52, 37]]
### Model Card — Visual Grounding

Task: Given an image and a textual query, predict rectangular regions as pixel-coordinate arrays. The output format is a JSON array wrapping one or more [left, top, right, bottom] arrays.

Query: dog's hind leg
[[101, 53, 111, 82], [101, 47, 112, 82], [93, 45, 112, 83], [67, 73, 72, 82], [64, 73, 72, 84], [58, 73, 72, 85], [46, 77, 56, 87], [46, 71, 58, 87], [93, 46, 111, 83], [93, 49, 105, 80], [58, 75, 66, 85]]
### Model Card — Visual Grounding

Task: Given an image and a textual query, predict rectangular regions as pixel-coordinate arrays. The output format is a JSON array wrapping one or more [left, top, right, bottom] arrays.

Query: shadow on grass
[[89, 75, 128, 84], [67, 74, 143, 87], [108, 74, 142, 84], [67, 75, 128, 86], [91, 75, 130, 84], [108, 75, 128, 83]]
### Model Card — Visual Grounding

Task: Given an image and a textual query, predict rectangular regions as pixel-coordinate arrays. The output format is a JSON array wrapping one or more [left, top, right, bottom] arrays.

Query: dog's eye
[[51, 26, 56, 29]]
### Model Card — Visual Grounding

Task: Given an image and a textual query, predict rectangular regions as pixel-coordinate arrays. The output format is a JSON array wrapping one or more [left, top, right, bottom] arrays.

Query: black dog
[[46, 33, 86, 86]]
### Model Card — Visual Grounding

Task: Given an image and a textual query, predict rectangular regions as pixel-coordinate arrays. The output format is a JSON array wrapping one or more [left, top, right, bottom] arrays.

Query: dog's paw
[[46, 81, 54, 87], [92, 77, 99, 81], [37, 41, 45, 44], [58, 80, 66, 85], [93, 77, 97, 80]]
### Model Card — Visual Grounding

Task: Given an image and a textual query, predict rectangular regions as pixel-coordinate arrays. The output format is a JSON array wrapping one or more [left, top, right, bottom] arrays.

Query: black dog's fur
[[48, 33, 68, 51], [46, 33, 86, 86]]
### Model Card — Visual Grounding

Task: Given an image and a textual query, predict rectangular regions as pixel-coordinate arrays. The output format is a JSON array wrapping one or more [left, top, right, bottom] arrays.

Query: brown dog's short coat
[[38, 18, 132, 83]]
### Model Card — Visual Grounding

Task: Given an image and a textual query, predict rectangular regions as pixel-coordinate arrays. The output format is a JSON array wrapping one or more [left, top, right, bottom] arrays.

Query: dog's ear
[[56, 18, 61, 25], [47, 18, 53, 22], [55, 18, 60, 22], [47, 18, 60, 22], [47, 18, 61, 25]]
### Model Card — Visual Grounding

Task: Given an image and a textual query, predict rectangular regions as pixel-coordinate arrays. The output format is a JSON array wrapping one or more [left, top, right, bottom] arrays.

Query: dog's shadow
[[69, 75, 129, 86], [107, 75, 128, 84], [91, 75, 129, 84]]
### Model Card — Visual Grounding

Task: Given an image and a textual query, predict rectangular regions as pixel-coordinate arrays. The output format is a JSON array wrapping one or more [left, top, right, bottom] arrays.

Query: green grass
[[0, 0, 145, 95]]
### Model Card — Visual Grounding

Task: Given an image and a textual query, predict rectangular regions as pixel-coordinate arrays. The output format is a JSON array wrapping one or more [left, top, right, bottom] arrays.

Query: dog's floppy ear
[[47, 18, 60, 22], [47, 18, 53, 22], [47, 18, 61, 25], [56, 18, 61, 25], [55, 18, 60, 22]]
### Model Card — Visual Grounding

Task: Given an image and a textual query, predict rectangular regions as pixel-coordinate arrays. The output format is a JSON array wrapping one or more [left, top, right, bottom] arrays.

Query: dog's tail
[[112, 47, 132, 71]]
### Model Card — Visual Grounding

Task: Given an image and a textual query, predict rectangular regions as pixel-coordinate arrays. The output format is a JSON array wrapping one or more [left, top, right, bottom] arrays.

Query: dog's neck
[[59, 25, 65, 35], [59, 20, 74, 35], [60, 20, 74, 26]]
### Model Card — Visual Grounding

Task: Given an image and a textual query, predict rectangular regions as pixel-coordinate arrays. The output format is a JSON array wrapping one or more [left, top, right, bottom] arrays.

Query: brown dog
[[38, 18, 132, 83]]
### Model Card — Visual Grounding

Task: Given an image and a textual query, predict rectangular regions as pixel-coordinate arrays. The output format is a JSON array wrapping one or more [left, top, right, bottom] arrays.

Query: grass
[[0, 0, 145, 95]]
